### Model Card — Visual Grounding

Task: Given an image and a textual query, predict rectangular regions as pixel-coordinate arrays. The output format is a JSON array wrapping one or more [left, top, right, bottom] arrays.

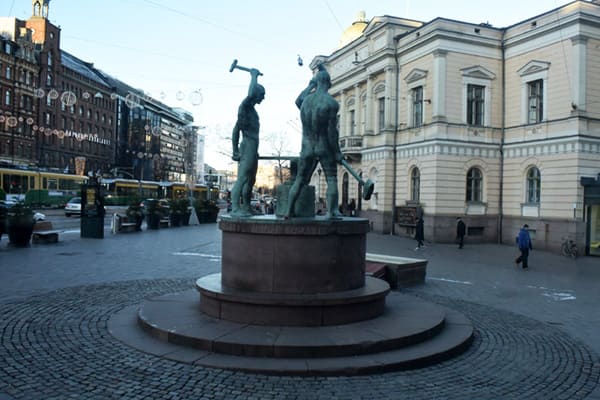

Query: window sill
[[465, 202, 487, 215], [521, 203, 539, 217]]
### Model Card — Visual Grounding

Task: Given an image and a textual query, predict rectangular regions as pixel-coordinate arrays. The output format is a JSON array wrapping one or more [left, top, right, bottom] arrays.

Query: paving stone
[[0, 226, 599, 398], [0, 278, 597, 399]]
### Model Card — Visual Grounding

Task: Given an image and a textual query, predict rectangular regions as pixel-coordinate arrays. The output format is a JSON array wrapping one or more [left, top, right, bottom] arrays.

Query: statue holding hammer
[[229, 60, 264, 217], [285, 64, 343, 219]]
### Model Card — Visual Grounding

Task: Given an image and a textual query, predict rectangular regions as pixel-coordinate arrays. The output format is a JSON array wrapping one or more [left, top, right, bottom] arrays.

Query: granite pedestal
[[136, 215, 474, 375]]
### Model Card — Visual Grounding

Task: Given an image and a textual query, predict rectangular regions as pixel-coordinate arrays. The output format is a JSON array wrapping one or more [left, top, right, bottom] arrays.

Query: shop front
[[581, 175, 600, 257]]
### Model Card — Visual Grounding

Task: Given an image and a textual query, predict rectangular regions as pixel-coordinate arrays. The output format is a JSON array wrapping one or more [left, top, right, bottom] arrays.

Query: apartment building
[[0, 0, 198, 182], [313, 1, 600, 256]]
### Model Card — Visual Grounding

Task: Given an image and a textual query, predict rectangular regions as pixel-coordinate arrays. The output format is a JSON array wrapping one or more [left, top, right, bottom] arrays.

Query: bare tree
[[262, 130, 298, 185]]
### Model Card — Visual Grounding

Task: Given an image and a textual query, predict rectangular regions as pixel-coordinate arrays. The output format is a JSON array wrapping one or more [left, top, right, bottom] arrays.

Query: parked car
[[64, 197, 82, 217], [0, 199, 16, 208]]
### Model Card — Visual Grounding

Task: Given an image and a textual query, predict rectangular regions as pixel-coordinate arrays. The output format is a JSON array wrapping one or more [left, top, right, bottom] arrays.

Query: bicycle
[[561, 237, 578, 258]]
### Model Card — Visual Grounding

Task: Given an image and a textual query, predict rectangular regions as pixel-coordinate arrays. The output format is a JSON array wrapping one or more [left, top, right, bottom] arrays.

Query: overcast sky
[[3, 0, 567, 169]]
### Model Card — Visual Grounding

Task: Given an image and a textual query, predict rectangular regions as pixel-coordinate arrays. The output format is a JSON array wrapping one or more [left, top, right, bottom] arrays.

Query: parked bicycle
[[561, 237, 578, 258]]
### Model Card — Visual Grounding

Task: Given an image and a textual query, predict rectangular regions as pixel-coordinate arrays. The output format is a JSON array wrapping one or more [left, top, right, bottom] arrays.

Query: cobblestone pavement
[[0, 225, 599, 399]]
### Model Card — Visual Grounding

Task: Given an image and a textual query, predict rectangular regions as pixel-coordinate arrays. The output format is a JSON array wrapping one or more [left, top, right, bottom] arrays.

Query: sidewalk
[[0, 225, 598, 399]]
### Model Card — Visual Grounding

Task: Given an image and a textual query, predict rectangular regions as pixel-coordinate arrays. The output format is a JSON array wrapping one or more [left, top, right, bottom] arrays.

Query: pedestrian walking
[[414, 217, 425, 250], [456, 217, 466, 249], [515, 224, 533, 269]]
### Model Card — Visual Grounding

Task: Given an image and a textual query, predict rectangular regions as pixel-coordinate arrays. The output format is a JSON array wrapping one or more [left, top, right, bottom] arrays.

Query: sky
[[3, 0, 567, 170]]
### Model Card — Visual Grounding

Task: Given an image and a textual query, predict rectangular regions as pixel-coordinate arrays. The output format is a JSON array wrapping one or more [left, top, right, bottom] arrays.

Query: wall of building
[[323, 2, 600, 255]]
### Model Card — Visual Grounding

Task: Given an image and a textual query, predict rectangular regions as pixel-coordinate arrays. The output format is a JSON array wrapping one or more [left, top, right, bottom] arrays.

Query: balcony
[[339, 136, 363, 159]]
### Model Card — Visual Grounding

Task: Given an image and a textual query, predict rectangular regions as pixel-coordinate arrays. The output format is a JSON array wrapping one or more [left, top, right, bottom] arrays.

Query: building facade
[[313, 1, 600, 256], [0, 0, 199, 183]]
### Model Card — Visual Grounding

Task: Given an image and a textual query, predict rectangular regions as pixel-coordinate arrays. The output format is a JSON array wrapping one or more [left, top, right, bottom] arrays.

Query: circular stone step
[[136, 289, 472, 365], [196, 274, 390, 326]]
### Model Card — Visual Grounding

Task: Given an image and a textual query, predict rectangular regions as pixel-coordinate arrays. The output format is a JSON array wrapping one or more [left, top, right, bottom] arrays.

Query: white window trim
[[518, 61, 550, 124], [405, 69, 428, 129], [462, 77, 492, 126]]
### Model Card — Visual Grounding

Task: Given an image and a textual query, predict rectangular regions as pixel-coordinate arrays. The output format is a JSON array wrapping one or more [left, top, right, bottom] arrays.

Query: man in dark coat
[[414, 217, 425, 250], [456, 217, 466, 249]]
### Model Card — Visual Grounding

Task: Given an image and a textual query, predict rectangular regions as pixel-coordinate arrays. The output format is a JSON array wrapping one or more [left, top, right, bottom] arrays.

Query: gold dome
[[338, 11, 368, 48]]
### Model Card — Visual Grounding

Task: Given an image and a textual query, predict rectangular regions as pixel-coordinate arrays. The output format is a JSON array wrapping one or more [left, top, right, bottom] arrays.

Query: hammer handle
[[235, 65, 263, 76], [340, 159, 365, 185]]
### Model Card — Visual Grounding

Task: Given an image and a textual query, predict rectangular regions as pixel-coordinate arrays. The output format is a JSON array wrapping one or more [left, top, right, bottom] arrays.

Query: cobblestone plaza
[[0, 225, 599, 399]]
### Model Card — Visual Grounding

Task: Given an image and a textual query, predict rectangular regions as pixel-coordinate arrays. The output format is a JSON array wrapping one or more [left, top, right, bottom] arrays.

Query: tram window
[[47, 178, 58, 190], [4, 174, 30, 193], [59, 178, 79, 191]]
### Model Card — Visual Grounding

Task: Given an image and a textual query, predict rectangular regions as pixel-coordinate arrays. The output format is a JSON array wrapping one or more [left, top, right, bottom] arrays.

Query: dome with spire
[[338, 11, 368, 49]]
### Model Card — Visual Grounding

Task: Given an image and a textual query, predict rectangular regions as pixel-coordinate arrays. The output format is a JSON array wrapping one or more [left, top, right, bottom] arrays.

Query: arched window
[[466, 167, 482, 202], [369, 168, 379, 210], [526, 167, 541, 203], [410, 167, 420, 202], [342, 172, 349, 207]]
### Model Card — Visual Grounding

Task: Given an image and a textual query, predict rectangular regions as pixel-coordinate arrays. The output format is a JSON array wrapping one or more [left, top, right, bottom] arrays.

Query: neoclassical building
[[310, 1, 600, 256]]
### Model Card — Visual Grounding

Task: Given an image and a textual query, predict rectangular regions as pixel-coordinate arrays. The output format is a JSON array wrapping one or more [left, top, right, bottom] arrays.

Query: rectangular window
[[412, 86, 423, 127], [378, 97, 385, 132], [349, 110, 355, 135], [361, 102, 366, 134], [528, 79, 543, 123], [467, 84, 485, 126]]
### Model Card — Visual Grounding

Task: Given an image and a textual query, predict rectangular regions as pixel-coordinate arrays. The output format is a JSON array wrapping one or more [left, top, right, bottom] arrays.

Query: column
[[571, 35, 587, 112], [365, 76, 373, 134], [354, 84, 361, 136], [384, 66, 394, 129], [339, 90, 346, 137], [432, 50, 447, 122]]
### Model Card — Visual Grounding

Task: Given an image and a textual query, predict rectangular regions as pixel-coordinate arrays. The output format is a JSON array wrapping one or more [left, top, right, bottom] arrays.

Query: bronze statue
[[285, 64, 343, 219], [229, 60, 264, 217]]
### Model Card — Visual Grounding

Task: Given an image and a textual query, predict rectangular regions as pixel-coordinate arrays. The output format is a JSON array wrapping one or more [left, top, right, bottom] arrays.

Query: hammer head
[[229, 59, 238, 73], [362, 179, 375, 201]]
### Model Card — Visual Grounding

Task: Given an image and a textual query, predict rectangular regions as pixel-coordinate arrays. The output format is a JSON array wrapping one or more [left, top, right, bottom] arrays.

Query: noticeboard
[[85, 188, 96, 210], [396, 206, 417, 226]]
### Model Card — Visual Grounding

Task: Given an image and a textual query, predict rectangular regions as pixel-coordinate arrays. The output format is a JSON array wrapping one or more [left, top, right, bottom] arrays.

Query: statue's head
[[315, 64, 331, 89], [254, 84, 265, 103]]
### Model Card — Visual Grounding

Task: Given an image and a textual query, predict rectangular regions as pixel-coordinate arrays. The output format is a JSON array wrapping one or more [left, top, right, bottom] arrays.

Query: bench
[[32, 221, 61, 244], [159, 217, 170, 228], [365, 253, 428, 289], [114, 214, 138, 233]]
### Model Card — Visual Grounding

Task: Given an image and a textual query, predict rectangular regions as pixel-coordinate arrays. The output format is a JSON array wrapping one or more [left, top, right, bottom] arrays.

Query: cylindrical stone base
[[196, 274, 390, 326], [218, 215, 370, 294]]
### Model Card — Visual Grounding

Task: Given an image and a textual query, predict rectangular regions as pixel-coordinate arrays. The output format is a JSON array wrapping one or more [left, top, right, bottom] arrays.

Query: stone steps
[[130, 289, 474, 375]]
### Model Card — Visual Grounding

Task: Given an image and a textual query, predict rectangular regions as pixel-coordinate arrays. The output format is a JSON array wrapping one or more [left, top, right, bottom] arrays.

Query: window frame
[[377, 97, 385, 132], [466, 167, 483, 203], [466, 84, 485, 126], [412, 86, 423, 128], [410, 167, 420, 202], [526, 167, 541, 204], [527, 79, 544, 124], [518, 61, 549, 124]]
